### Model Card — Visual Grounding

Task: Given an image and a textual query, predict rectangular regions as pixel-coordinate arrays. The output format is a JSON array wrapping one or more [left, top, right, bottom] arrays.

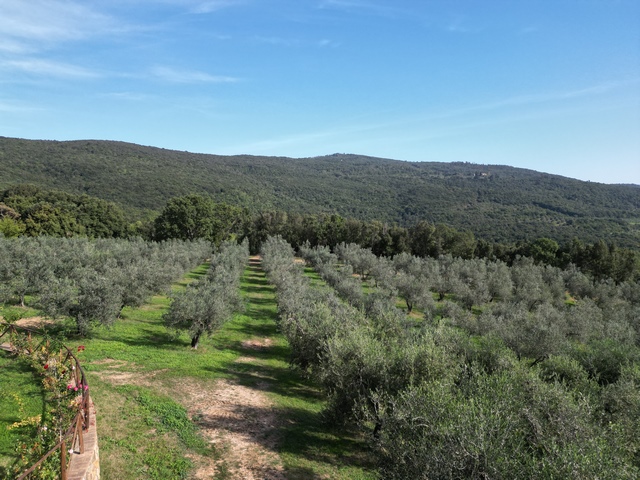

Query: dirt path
[[181, 258, 287, 479], [181, 370, 286, 479], [93, 256, 288, 479]]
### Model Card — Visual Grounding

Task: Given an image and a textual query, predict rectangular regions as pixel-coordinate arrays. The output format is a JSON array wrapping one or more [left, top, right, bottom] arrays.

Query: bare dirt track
[[182, 375, 286, 480]]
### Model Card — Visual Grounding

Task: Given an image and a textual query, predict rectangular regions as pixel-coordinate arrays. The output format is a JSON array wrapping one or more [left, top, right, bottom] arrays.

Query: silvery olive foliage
[[163, 240, 248, 348], [0, 236, 210, 335], [265, 236, 640, 478]]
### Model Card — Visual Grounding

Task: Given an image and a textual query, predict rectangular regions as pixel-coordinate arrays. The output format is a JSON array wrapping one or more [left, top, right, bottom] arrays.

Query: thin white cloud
[[0, 0, 117, 51], [150, 66, 239, 83], [101, 91, 156, 102], [445, 15, 484, 34], [125, 0, 245, 14], [0, 39, 36, 54], [254, 36, 300, 47], [460, 79, 640, 114], [238, 79, 640, 156], [0, 59, 100, 78], [317, 39, 340, 48], [252, 36, 339, 48], [0, 100, 42, 113], [188, 0, 246, 14]]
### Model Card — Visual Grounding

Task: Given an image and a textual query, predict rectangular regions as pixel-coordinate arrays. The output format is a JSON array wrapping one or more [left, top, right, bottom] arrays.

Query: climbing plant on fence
[[0, 322, 91, 480]]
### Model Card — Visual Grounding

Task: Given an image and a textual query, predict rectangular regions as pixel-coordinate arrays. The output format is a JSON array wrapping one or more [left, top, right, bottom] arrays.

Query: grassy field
[[0, 353, 45, 473], [1, 259, 377, 479]]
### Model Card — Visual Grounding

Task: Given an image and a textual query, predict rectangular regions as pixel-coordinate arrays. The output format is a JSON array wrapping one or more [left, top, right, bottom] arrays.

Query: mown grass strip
[[3, 258, 377, 479], [237, 258, 378, 479]]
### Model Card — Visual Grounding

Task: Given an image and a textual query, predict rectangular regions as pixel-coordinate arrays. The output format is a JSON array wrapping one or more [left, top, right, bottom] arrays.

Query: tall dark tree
[[154, 194, 247, 244]]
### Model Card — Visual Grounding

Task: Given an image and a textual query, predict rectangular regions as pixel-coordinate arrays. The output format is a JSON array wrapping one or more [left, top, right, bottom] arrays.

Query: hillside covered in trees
[[1, 136, 639, 247]]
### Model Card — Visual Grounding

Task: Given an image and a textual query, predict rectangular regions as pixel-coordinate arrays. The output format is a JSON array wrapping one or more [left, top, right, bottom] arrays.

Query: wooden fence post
[[61, 440, 67, 480]]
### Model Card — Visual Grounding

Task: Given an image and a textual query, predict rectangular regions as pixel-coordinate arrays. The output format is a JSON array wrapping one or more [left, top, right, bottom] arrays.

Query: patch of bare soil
[[90, 359, 140, 386], [15, 316, 54, 329], [1, 317, 55, 351], [90, 359, 169, 389], [179, 376, 286, 480], [234, 356, 259, 364], [241, 337, 274, 350]]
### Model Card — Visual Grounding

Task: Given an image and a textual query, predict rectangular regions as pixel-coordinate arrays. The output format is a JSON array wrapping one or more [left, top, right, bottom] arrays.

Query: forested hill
[[1, 136, 639, 246]]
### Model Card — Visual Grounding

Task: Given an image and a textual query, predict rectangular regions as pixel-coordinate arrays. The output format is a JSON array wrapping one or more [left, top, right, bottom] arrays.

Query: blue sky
[[1, 0, 639, 184]]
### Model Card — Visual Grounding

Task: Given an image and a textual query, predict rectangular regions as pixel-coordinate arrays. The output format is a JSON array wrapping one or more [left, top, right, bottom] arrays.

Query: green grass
[[0, 353, 45, 472], [0, 304, 41, 322], [3, 259, 377, 479], [302, 265, 329, 289], [93, 378, 198, 480], [232, 260, 377, 479]]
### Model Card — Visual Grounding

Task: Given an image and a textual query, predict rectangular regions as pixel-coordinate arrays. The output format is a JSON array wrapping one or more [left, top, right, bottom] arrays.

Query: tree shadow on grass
[[195, 399, 374, 475], [202, 357, 322, 403], [230, 320, 280, 338], [243, 283, 274, 295], [87, 326, 190, 352], [244, 296, 278, 308]]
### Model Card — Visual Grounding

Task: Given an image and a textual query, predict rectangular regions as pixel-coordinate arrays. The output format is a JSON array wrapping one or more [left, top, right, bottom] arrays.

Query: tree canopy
[[0, 185, 128, 238], [153, 194, 248, 244]]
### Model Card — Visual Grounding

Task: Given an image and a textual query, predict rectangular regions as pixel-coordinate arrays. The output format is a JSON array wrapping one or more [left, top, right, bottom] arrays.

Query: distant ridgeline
[[1, 136, 639, 247]]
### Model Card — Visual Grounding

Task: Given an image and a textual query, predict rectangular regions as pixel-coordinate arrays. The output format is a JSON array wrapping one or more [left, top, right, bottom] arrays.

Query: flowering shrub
[[4, 326, 87, 479]]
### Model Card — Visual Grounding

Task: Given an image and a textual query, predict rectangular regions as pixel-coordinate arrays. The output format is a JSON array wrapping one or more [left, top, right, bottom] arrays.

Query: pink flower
[[67, 384, 73, 390], [83, 385, 89, 391], [73, 387, 78, 391]]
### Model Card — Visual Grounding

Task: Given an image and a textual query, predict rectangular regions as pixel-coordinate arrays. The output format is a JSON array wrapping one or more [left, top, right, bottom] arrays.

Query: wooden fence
[[0, 322, 92, 480]]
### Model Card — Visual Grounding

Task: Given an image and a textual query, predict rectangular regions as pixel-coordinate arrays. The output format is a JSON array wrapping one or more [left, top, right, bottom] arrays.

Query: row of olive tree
[[0, 236, 210, 334], [298, 243, 368, 309], [333, 242, 640, 381], [263, 237, 640, 478], [163, 240, 248, 348]]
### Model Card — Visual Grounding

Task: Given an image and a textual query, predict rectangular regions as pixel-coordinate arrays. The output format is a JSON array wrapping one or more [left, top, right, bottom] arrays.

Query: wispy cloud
[[0, 0, 117, 51], [254, 36, 300, 47], [239, 79, 640, 155], [187, 0, 246, 14], [317, 38, 340, 48], [0, 59, 100, 78], [0, 39, 36, 54], [150, 66, 239, 83], [0, 99, 42, 113], [445, 15, 484, 34], [458, 79, 640, 114], [100, 91, 156, 102]]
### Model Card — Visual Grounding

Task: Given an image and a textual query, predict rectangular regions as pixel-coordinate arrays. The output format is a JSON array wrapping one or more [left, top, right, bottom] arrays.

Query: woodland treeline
[[262, 236, 640, 479], [2, 136, 639, 247], [2, 187, 637, 283], [1, 179, 639, 477]]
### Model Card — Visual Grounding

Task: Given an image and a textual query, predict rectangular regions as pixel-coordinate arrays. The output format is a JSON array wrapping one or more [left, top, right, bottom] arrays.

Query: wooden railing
[[0, 321, 91, 480]]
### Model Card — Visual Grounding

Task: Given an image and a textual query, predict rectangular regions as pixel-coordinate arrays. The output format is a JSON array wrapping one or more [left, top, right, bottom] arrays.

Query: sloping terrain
[[1, 136, 638, 246]]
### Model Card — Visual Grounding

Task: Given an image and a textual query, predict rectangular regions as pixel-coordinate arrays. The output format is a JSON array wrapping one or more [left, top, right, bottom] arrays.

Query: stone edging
[[67, 397, 100, 480]]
